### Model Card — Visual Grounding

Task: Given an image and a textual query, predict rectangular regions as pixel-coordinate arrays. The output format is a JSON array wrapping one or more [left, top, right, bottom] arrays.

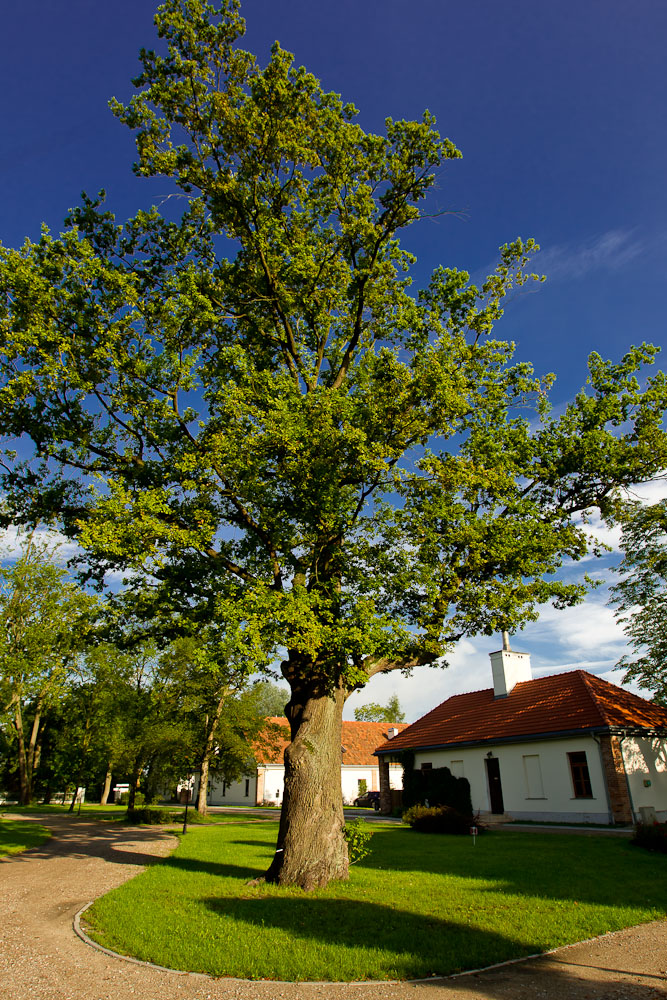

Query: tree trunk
[[264, 670, 348, 890], [13, 703, 31, 805], [197, 692, 229, 815], [197, 755, 209, 814], [127, 765, 141, 810], [100, 767, 113, 805]]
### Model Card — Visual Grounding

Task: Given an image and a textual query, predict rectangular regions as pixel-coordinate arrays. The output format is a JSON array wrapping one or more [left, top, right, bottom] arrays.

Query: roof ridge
[[576, 670, 613, 726]]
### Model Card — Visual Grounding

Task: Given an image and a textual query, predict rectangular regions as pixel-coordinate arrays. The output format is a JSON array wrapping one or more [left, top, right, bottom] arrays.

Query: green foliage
[[402, 804, 478, 835], [0, 2, 664, 701], [631, 821, 667, 853], [119, 792, 145, 807], [354, 694, 405, 722], [0, 532, 97, 803], [399, 756, 473, 815], [126, 806, 174, 824], [610, 499, 667, 702], [342, 818, 373, 864]]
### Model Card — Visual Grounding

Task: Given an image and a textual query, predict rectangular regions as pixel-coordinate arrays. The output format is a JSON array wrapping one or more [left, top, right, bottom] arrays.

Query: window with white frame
[[523, 754, 545, 798]]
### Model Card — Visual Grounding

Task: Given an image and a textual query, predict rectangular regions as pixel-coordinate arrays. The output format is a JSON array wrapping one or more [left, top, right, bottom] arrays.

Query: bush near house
[[398, 751, 473, 814], [402, 804, 482, 835], [631, 821, 667, 853]]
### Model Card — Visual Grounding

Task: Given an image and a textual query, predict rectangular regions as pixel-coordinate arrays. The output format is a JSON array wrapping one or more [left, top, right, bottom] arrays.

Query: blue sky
[[1, 1, 666, 719]]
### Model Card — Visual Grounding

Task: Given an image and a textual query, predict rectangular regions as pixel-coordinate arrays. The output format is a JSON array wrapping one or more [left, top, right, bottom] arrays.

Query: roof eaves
[[375, 725, 616, 756]]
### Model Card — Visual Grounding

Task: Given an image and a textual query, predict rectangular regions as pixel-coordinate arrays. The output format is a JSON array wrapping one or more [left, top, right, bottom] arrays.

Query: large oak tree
[[1, 0, 666, 886]]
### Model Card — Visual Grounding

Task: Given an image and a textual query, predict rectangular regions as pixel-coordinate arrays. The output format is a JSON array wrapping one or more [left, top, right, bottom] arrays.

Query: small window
[[244, 779, 250, 797], [568, 751, 593, 798], [523, 754, 544, 798], [420, 762, 433, 770]]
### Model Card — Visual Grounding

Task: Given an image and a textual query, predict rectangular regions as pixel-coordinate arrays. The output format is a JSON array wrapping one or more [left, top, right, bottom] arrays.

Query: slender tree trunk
[[100, 767, 113, 805], [264, 665, 349, 890], [26, 703, 43, 777], [197, 756, 209, 813], [13, 703, 30, 805], [197, 691, 229, 814], [128, 764, 141, 810]]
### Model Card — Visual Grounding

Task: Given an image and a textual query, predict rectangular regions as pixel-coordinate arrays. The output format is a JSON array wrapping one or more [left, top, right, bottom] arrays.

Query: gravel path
[[1, 814, 666, 1000]]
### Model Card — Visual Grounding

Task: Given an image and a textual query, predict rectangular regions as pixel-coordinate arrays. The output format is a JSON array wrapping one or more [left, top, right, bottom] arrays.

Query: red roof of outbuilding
[[375, 671, 667, 755], [257, 718, 408, 766]]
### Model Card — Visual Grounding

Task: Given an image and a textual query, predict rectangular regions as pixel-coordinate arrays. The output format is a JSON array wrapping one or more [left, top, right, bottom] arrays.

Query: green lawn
[[84, 823, 667, 981], [3, 803, 131, 821], [0, 819, 51, 856]]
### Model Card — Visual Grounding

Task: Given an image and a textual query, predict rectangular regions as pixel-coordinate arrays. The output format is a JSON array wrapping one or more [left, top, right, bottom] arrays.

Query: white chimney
[[386, 727, 400, 739], [489, 631, 532, 697]]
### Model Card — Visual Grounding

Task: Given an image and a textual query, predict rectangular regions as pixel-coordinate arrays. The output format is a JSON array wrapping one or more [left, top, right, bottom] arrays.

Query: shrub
[[343, 819, 373, 864], [398, 753, 473, 815], [118, 791, 145, 807], [631, 821, 667, 853], [403, 804, 482, 835], [126, 807, 174, 825]]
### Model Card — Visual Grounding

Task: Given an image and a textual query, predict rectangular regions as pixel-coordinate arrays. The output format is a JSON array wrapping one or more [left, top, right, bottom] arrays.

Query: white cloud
[[536, 228, 646, 282], [0, 525, 80, 565]]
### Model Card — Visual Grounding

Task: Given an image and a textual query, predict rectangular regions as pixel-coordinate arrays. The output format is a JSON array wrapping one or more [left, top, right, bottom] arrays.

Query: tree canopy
[[354, 695, 405, 723], [610, 498, 667, 703], [0, 0, 666, 885], [0, 533, 96, 803]]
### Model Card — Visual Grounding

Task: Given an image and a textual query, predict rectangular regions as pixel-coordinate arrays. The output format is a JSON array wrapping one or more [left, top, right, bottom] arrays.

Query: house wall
[[198, 762, 402, 807], [621, 736, 667, 822], [411, 735, 614, 823]]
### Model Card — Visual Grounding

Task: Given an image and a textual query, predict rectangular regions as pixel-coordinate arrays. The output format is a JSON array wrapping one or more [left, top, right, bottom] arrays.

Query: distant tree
[[0, 534, 95, 804], [610, 498, 667, 703], [250, 681, 289, 719], [354, 694, 406, 723]]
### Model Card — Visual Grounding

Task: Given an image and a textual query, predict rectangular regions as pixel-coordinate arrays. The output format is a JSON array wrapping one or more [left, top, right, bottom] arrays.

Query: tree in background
[[354, 695, 405, 723], [158, 635, 278, 814], [610, 498, 667, 703], [0, 1, 666, 884], [0, 534, 95, 804]]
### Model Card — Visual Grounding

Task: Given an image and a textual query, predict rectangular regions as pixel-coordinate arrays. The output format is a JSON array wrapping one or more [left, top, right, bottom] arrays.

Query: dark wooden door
[[485, 757, 504, 814]]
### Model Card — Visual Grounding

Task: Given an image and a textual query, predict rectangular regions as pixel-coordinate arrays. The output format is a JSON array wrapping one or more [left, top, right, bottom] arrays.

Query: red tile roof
[[256, 718, 408, 767], [375, 671, 667, 755]]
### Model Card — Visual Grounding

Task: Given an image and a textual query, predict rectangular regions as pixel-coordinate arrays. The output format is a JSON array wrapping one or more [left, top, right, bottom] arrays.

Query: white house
[[375, 640, 667, 824], [195, 718, 406, 807]]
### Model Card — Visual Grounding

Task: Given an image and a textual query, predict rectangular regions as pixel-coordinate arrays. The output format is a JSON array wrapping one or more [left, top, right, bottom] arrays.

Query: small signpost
[[470, 825, 478, 846]]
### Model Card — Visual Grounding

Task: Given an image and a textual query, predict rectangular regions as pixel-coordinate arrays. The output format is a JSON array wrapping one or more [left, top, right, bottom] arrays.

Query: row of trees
[[0, 536, 286, 809]]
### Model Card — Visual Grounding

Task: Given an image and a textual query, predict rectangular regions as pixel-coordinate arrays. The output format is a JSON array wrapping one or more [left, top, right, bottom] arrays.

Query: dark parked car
[[353, 790, 380, 809]]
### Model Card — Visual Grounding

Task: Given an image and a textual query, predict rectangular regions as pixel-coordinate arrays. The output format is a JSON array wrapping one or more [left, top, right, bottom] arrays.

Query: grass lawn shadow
[[201, 894, 529, 979], [364, 828, 667, 911], [162, 854, 264, 880]]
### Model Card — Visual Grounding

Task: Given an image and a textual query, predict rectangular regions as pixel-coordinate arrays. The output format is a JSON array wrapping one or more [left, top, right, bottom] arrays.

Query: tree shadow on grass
[[362, 828, 667, 912], [161, 855, 263, 880], [201, 894, 531, 980]]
